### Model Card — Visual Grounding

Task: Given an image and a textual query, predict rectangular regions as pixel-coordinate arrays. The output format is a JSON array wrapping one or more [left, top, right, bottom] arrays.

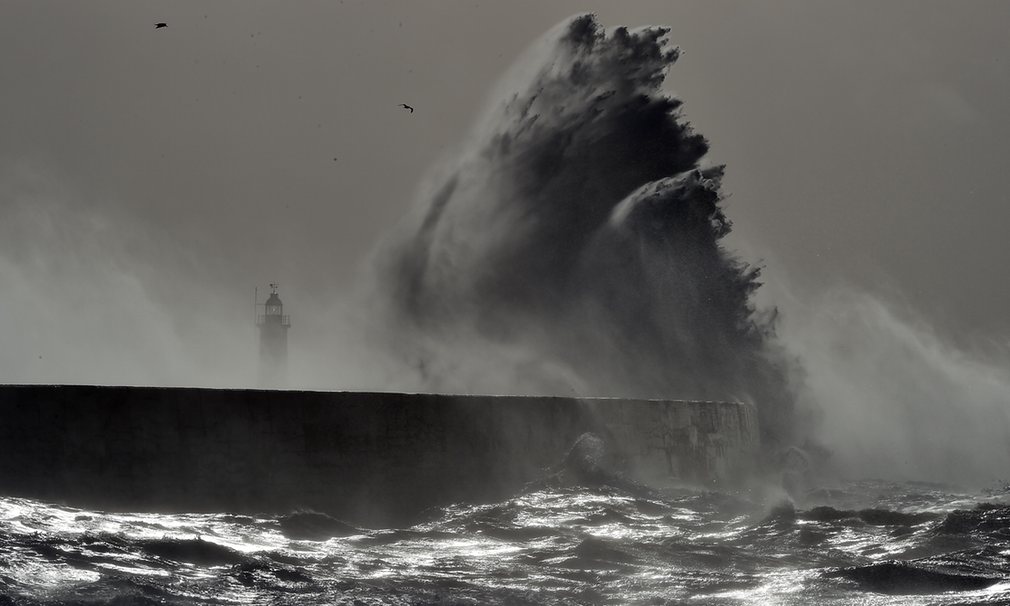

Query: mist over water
[[0, 167, 253, 388], [772, 282, 1010, 486]]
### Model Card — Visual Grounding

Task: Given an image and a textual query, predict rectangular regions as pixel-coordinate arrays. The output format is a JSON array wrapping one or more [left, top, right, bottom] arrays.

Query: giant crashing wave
[[372, 15, 797, 444]]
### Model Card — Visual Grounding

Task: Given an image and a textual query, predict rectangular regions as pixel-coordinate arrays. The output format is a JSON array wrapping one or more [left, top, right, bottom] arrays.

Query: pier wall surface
[[0, 386, 759, 525]]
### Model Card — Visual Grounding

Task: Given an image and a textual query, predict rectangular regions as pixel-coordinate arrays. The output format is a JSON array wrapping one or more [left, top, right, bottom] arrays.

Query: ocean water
[[2, 480, 1009, 605]]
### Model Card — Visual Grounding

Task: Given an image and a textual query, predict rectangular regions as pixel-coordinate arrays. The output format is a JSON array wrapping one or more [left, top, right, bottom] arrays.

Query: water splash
[[372, 15, 796, 442], [778, 287, 1010, 486]]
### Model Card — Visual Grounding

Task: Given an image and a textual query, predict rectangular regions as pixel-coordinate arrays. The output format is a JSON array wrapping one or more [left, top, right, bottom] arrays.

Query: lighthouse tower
[[256, 283, 291, 387]]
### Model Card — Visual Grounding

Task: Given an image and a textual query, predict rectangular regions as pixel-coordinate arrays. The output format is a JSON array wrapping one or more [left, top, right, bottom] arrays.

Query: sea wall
[[0, 386, 759, 525]]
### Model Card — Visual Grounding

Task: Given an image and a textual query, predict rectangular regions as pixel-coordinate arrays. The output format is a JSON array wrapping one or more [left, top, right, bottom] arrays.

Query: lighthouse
[[256, 283, 291, 387]]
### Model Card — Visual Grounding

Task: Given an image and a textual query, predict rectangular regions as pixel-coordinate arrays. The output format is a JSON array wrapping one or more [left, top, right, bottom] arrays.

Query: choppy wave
[[2, 481, 1009, 605]]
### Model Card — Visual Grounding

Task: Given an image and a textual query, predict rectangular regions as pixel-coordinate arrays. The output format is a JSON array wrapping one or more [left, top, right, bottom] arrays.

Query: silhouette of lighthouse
[[256, 283, 291, 387]]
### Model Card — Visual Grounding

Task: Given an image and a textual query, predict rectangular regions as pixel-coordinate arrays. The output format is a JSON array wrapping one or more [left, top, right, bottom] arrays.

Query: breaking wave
[[372, 15, 796, 443]]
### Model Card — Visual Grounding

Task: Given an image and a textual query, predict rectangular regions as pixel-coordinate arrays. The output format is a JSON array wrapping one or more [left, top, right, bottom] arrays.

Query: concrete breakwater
[[0, 386, 759, 525]]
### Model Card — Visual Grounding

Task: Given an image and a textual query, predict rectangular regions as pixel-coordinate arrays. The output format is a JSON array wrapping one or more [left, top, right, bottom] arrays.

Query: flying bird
[[399, 103, 414, 114], [154, 22, 167, 29]]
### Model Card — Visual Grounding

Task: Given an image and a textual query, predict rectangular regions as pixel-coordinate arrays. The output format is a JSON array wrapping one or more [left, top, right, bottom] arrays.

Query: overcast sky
[[2, 1, 1009, 385]]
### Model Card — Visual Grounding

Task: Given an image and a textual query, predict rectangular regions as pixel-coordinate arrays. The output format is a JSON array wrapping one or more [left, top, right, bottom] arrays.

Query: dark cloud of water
[[372, 15, 798, 443]]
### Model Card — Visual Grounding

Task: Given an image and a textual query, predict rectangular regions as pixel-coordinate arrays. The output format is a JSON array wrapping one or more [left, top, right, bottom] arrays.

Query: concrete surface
[[0, 385, 759, 525]]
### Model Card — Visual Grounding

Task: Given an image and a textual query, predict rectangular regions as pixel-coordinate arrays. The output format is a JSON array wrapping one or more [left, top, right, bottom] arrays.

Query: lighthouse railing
[[256, 314, 291, 327]]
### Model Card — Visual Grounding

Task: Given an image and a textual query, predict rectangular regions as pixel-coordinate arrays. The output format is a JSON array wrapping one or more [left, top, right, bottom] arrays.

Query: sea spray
[[776, 286, 1010, 485], [372, 15, 797, 444]]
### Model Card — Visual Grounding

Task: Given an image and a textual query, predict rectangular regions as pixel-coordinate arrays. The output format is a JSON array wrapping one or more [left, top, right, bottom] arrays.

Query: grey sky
[[2, 1, 1009, 385]]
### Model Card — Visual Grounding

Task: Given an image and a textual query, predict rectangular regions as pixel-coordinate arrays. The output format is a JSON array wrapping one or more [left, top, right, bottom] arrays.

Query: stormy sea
[[3, 481, 1010, 605], [4, 13, 1009, 606]]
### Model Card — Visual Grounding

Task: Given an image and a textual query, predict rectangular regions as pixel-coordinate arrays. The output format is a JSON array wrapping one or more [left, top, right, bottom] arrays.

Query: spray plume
[[776, 286, 1010, 486], [371, 15, 797, 443]]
